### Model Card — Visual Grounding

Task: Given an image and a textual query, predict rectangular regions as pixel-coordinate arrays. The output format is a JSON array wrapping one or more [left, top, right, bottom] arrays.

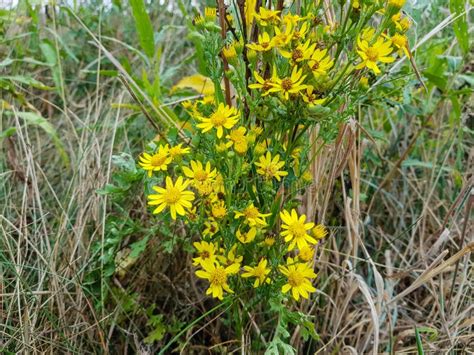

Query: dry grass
[[0, 2, 473, 354]]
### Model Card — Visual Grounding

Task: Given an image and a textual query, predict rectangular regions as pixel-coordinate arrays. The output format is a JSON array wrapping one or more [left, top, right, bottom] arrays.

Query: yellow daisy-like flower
[[282, 13, 304, 27], [193, 240, 218, 266], [148, 176, 195, 220], [197, 103, 240, 138], [255, 152, 288, 181], [355, 36, 395, 75], [279, 39, 316, 64], [302, 86, 326, 107], [248, 71, 276, 96], [247, 32, 275, 52], [234, 203, 271, 227], [389, 33, 410, 57], [312, 224, 328, 240], [242, 258, 271, 288], [273, 25, 293, 47], [292, 22, 309, 42], [217, 244, 243, 269], [211, 200, 227, 219], [183, 160, 217, 184], [138, 145, 172, 177], [226, 126, 248, 154], [279, 257, 317, 301], [203, 219, 219, 236], [169, 143, 190, 160], [263, 236, 276, 246], [195, 259, 239, 300], [253, 7, 280, 26], [298, 245, 315, 262], [269, 66, 308, 100], [308, 48, 334, 77], [236, 227, 257, 244], [280, 209, 316, 251], [223, 42, 237, 62]]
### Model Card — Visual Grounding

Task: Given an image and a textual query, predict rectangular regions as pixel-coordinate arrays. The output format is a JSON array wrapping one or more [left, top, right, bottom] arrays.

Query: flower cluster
[[139, 0, 409, 304]]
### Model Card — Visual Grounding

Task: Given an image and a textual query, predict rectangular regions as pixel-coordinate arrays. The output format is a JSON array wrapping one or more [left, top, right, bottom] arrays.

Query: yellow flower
[[279, 39, 316, 64], [148, 176, 195, 220], [355, 36, 395, 75], [197, 103, 240, 138], [269, 66, 308, 100], [195, 259, 239, 300], [242, 258, 271, 287], [301, 170, 313, 183], [216, 141, 228, 153], [279, 257, 317, 301], [169, 143, 190, 160], [183, 160, 217, 185], [211, 200, 227, 219], [236, 227, 257, 244], [282, 13, 304, 27], [203, 219, 219, 236], [308, 48, 334, 77], [226, 126, 248, 154], [273, 25, 293, 47], [264, 236, 276, 246], [138, 145, 172, 177], [388, 0, 405, 9], [218, 244, 243, 269], [280, 209, 316, 251], [254, 7, 280, 26], [194, 14, 205, 26], [223, 43, 238, 61], [292, 22, 309, 42], [204, 7, 217, 21], [389, 33, 410, 57], [234, 203, 270, 227], [302, 86, 326, 106], [298, 245, 315, 262], [255, 152, 288, 181], [254, 140, 268, 156], [193, 240, 218, 266], [359, 76, 369, 87], [248, 70, 276, 96], [247, 32, 275, 52], [312, 224, 328, 240], [247, 125, 263, 144]]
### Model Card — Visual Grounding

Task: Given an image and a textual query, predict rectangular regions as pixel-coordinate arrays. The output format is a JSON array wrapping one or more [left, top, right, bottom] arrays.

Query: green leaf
[[129, 235, 150, 259], [0, 127, 17, 141], [1, 75, 54, 90], [449, 0, 469, 55], [129, 0, 155, 59], [17, 112, 69, 167], [39, 40, 63, 94]]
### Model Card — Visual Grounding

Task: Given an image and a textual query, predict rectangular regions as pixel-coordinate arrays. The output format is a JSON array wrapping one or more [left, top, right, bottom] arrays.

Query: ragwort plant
[[139, 0, 413, 349]]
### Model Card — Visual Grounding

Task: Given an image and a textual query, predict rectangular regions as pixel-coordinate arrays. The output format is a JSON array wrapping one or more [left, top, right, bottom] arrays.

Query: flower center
[[289, 221, 306, 238], [194, 170, 208, 182], [261, 41, 269, 48], [200, 251, 210, 259], [150, 154, 167, 166], [210, 112, 226, 126], [244, 206, 260, 219], [254, 266, 266, 278], [164, 187, 181, 204], [262, 80, 273, 91], [366, 47, 379, 61], [281, 78, 293, 91], [288, 270, 304, 287], [210, 267, 227, 286], [311, 61, 320, 70], [292, 49, 303, 61]]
